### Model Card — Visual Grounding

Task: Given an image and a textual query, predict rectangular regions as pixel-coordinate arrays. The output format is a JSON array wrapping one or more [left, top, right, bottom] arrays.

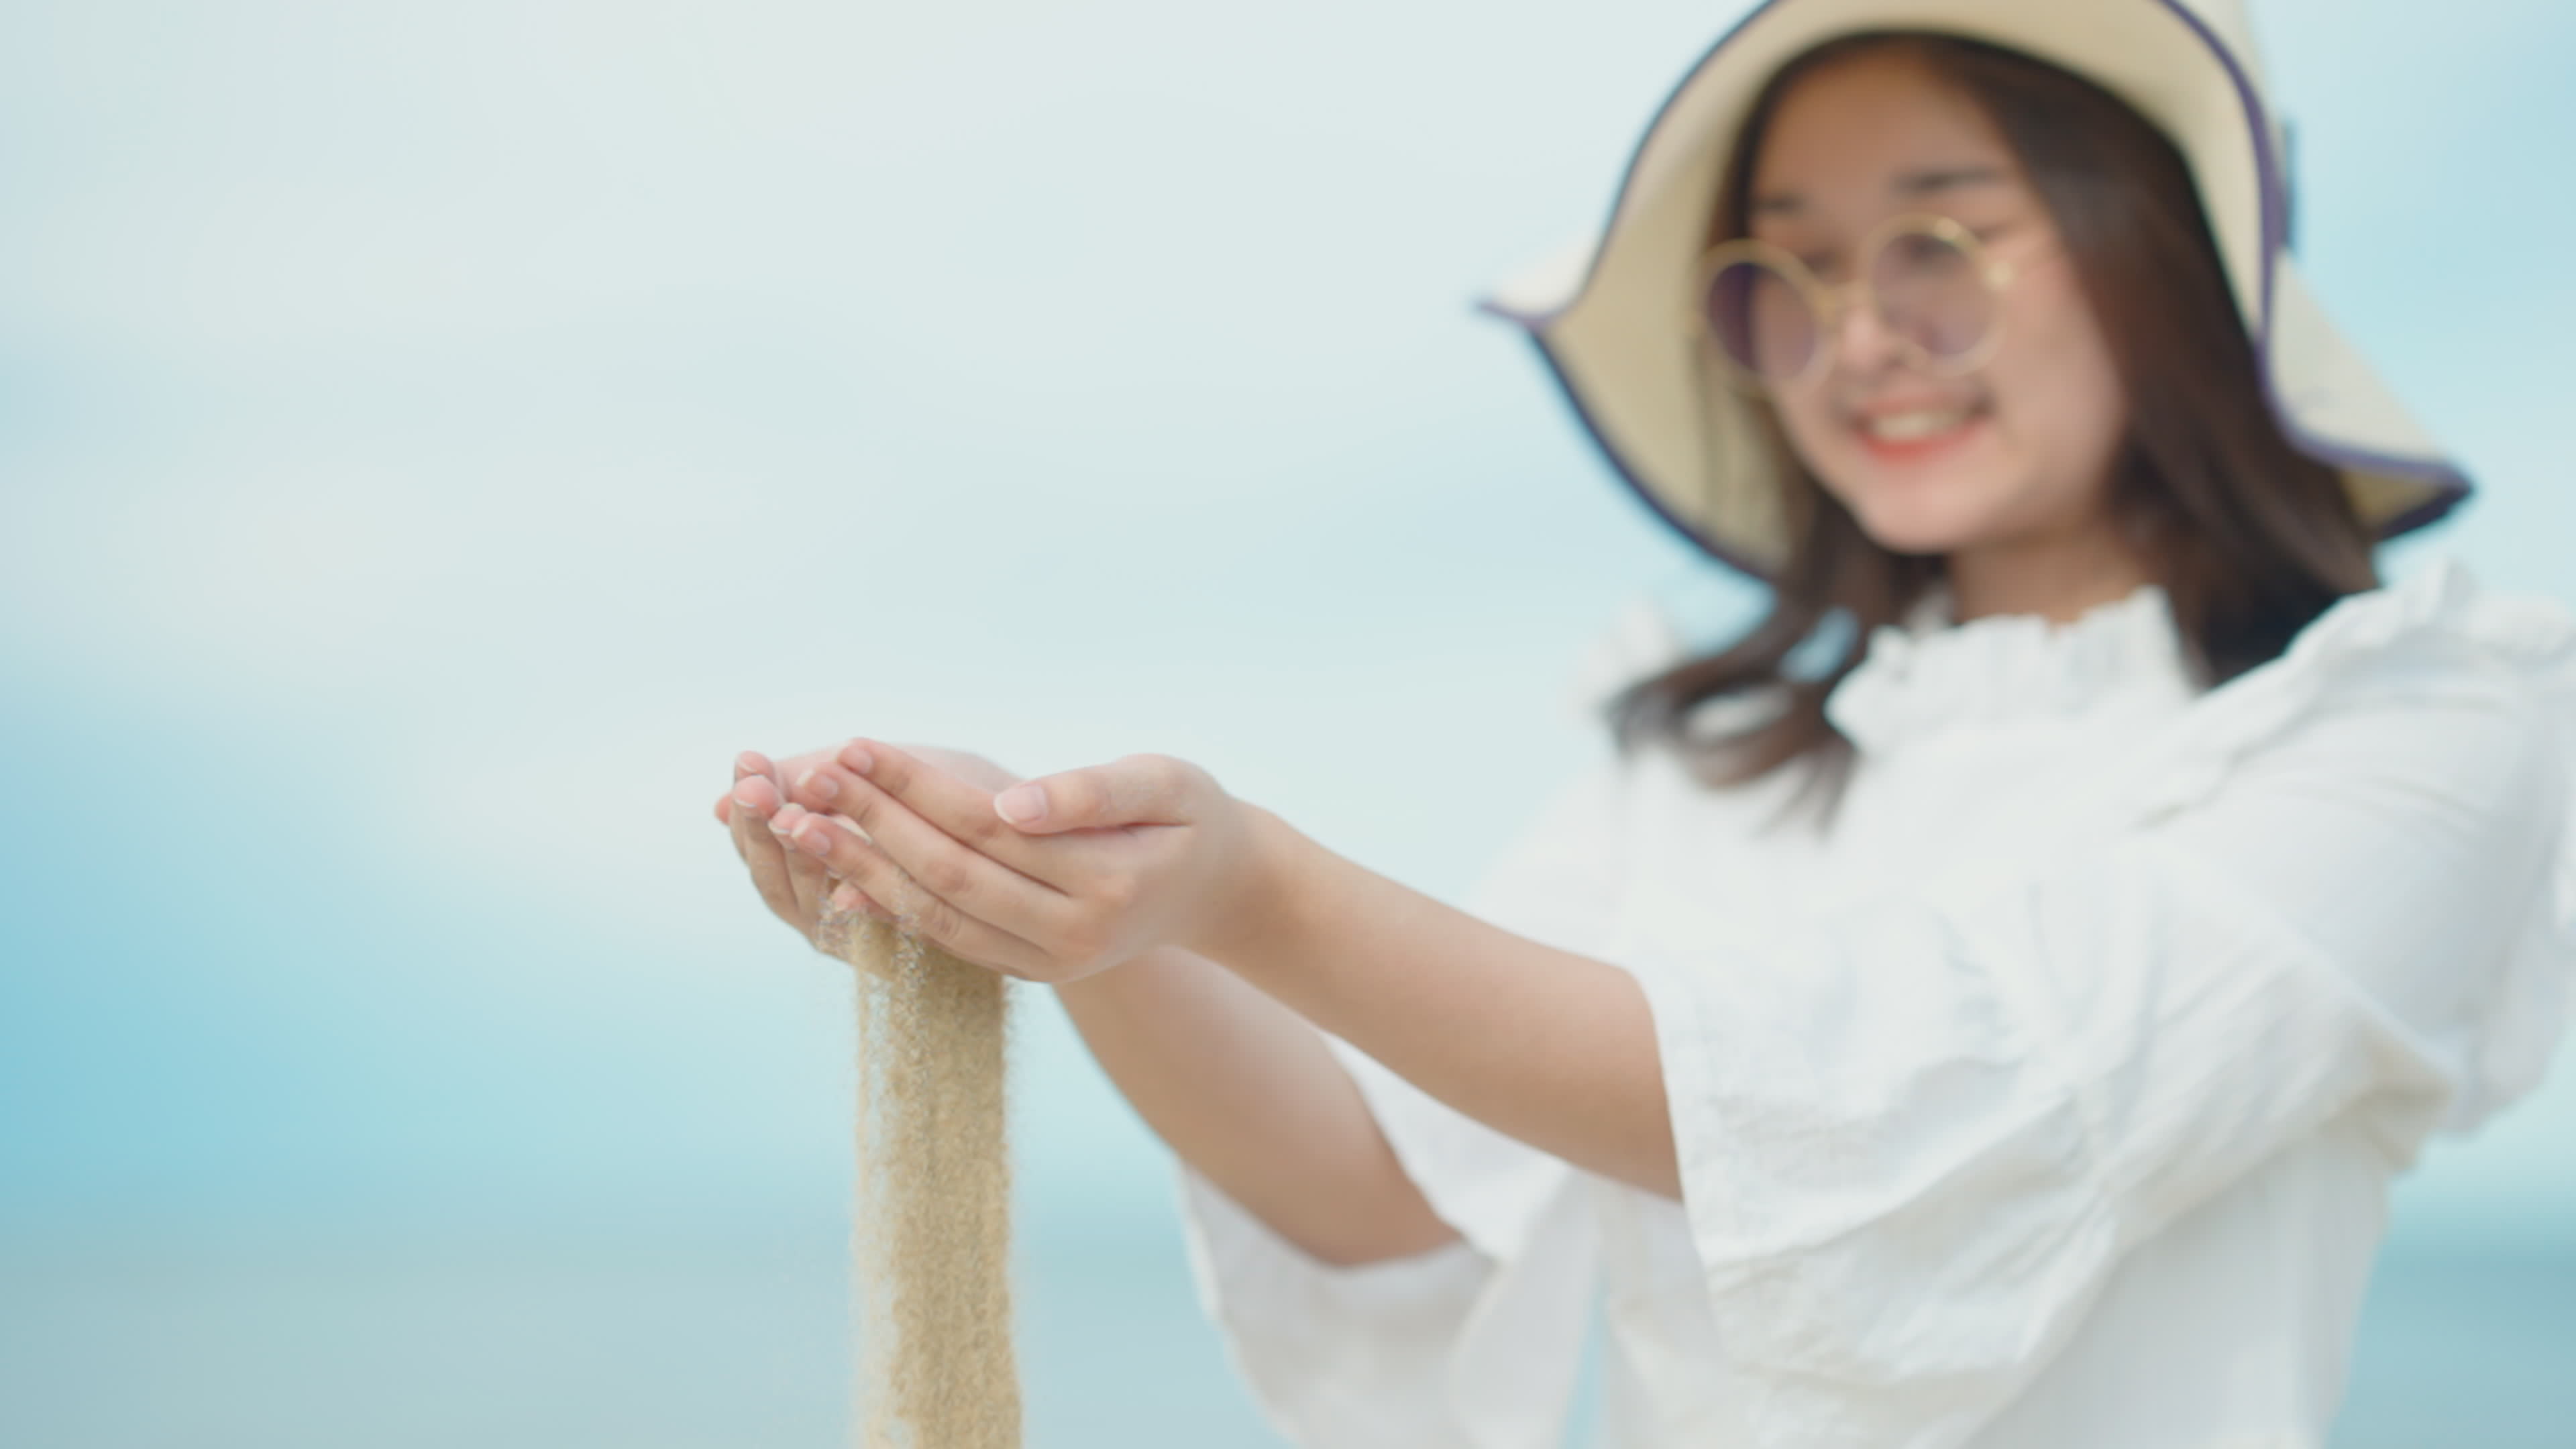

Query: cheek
[[1770, 389, 1847, 476], [1988, 276, 2129, 490]]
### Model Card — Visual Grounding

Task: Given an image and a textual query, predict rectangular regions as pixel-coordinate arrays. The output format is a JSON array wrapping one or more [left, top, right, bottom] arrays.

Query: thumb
[[992, 754, 1199, 834]]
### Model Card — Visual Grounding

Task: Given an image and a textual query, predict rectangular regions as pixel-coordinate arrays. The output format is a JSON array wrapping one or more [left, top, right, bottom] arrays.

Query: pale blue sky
[[3, 0, 2571, 1273]]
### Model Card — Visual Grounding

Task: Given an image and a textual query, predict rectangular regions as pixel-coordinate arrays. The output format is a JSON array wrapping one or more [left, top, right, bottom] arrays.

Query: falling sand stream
[[822, 899, 1020, 1449]]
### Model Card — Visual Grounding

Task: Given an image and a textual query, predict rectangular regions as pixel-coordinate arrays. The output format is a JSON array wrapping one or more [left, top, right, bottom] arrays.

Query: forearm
[[1201, 807, 1681, 1199], [1051, 945, 1461, 1268]]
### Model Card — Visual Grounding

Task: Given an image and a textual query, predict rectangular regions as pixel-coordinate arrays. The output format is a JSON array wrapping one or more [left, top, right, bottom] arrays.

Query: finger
[[769, 805, 839, 922], [775, 790, 1072, 950], [828, 879, 894, 924], [786, 760, 854, 816], [890, 741, 1020, 794], [728, 777, 793, 914], [826, 742, 1049, 873], [721, 745, 857, 826], [716, 751, 777, 826], [989, 753, 1198, 835], [728, 775, 807, 932], [782, 813, 1047, 977]]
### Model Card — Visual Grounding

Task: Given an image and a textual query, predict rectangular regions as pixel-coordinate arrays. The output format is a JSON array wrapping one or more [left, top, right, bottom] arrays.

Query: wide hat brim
[[1484, 0, 2470, 579]]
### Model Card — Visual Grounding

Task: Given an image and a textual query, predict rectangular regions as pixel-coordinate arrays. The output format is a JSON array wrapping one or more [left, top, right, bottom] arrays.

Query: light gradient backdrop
[[2, 1, 2570, 1444]]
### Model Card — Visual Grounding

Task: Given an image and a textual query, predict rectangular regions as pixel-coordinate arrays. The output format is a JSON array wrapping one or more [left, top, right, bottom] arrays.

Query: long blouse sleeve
[[1175, 745, 1638, 1449], [1627, 566, 2576, 1448], [1175, 599, 1691, 1448]]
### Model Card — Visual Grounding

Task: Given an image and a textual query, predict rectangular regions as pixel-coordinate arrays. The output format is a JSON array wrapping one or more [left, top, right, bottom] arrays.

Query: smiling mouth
[[1851, 402, 1988, 460]]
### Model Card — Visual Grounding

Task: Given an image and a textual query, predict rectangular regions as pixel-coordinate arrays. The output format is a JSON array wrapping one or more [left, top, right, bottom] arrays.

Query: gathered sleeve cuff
[[1175, 1163, 1501, 1449]]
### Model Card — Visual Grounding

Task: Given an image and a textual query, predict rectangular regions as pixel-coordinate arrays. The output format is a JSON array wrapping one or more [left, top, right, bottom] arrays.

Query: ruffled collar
[[1825, 582, 2198, 754]]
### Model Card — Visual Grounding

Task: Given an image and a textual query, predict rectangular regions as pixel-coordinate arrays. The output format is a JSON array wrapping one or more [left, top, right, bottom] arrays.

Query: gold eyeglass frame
[[1690, 213, 2028, 394]]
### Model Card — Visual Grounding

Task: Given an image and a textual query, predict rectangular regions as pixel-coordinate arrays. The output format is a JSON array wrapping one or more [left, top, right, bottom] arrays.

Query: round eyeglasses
[[1694, 213, 2031, 392]]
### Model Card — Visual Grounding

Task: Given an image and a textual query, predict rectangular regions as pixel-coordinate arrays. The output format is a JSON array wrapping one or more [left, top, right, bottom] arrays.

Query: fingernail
[[792, 823, 831, 856], [839, 743, 875, 775], [996, 784, 1046, 824], [733, 785, 765, 813], [767, 804, 801, 833], [736, 752, 765, 777], [798, 768, 838, 802]]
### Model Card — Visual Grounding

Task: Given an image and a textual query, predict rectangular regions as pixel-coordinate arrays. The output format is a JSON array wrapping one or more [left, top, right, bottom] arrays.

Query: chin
[[1837, 485, 2006, 557]]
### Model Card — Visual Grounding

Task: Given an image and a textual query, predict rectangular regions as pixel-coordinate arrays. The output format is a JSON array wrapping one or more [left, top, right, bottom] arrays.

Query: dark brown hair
[[1609, 32, 2377, 810]]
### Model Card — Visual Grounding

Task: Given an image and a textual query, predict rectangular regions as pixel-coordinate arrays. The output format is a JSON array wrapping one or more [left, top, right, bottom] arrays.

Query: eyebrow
[[1750, 164, 2014, 216]]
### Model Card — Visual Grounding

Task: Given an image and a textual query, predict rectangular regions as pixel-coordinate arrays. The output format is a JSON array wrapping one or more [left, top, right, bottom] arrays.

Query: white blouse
[[1173, 557, 2576, 1449]]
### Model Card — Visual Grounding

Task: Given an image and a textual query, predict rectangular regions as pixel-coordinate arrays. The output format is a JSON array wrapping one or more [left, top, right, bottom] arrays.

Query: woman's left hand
[[768, 742, 1274, 983]]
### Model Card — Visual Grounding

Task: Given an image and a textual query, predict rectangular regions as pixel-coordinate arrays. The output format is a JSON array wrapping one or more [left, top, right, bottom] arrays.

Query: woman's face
[[1746, 52, 2131, 563]]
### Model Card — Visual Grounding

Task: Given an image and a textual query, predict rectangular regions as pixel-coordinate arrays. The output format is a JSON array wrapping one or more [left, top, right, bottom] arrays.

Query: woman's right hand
[[714, 741, 1020, 949]]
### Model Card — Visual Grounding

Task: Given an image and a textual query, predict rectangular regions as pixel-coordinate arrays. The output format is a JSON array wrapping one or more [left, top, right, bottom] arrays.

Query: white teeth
[[1861, 408, 1974, 441]]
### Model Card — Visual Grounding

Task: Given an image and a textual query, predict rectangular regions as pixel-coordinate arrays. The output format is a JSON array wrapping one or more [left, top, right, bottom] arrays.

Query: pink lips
[[1852, 408, 1988, 466]]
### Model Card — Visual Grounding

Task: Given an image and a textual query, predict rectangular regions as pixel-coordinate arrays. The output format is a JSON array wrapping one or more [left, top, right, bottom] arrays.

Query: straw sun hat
[[1483, 0, 2469, 579]]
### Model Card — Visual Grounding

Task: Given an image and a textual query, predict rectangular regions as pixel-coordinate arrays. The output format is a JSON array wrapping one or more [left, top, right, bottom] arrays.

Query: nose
[[1821, 284, 1906, 380]]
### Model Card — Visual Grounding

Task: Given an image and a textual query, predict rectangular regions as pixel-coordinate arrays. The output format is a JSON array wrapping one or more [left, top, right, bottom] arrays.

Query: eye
[[1765, 244, 1850, 282], [1748, 229, 1846, 276]]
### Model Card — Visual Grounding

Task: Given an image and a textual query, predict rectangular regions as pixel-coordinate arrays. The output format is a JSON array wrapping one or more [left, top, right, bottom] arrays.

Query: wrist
[[1186, 802, 1311, 971]]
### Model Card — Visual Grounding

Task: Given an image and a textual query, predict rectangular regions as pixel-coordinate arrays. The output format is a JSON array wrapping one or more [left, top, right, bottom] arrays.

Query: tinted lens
[[1870, 226, 1992, 363], [1703, 256, 1815, 381]]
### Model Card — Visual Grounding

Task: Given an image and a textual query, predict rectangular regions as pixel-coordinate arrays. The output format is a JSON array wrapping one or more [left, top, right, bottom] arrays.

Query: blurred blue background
[[1, 1, 2569, 1444]]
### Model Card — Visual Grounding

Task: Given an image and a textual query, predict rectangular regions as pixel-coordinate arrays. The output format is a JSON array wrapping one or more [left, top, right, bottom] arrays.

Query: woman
[[718, 1, 2575, 1443]]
